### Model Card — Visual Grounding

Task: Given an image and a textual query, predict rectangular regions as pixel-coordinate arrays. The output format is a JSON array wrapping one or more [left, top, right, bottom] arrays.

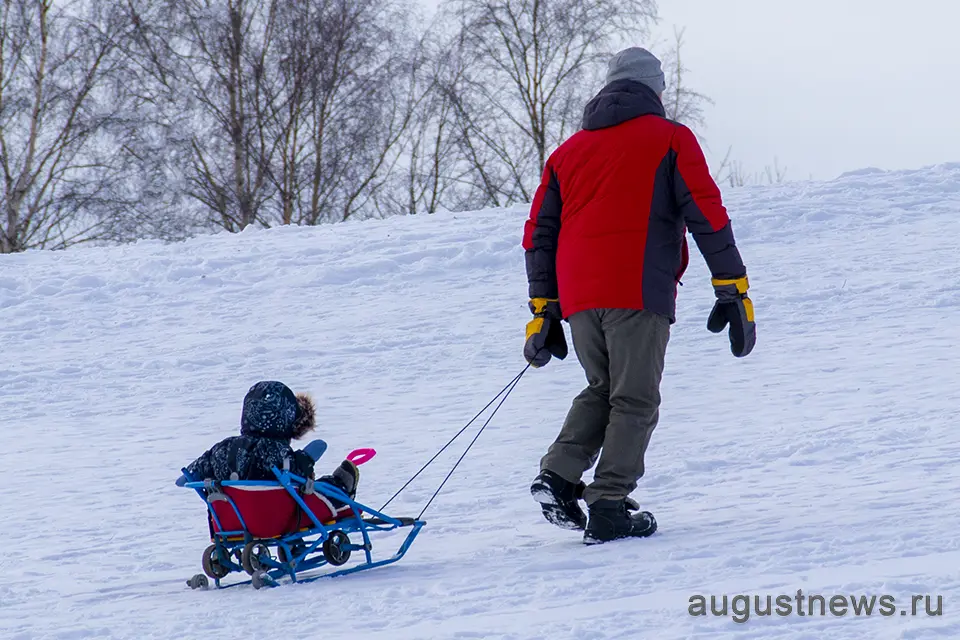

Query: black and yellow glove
[[523, 298, 568, 368], [707, 276, 756, 357]]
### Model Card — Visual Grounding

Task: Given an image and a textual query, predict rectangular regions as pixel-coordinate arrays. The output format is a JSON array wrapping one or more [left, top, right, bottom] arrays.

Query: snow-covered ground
[[2, 163, 959, 639]]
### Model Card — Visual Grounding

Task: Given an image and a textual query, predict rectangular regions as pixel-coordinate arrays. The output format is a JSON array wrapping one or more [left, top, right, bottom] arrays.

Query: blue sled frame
[[181, 466, 425, 590]]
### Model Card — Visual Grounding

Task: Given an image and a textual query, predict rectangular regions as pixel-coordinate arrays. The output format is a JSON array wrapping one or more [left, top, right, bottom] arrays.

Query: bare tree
[[375, 25, 473, 216], [661, 27, 712, 129], [131, 0, 418, 230], [764, 157, 788, 184], [140, 0, 280, 232], [296, 0, 417, 225], [263, 0, 310, 226], [711, 145, 734, 184], [0, 0, 719, 253], [726, 158, 749, 187], [714, 150, 789, 187], [652, 29, 786, 189], [113, 1, 205, 243], [437, 0, 658, 208], [0, 0, 148, 253], [397, 44, 459, 215]]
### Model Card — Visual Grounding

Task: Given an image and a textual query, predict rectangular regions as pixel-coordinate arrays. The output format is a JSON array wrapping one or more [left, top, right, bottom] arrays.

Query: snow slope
[[2, 163, 960, 640]]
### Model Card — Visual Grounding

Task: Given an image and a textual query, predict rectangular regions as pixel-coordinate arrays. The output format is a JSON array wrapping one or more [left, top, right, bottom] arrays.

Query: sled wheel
[[322, 530, 351, 566], [187, 574, 209, 590], [201, 544, 230, 579], [277, 543, 304, 565], [241, 541, 272, 575]]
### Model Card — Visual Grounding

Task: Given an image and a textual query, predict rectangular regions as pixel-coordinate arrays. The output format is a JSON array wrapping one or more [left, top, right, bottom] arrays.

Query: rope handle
[[377, 363, 532, 516], [416, 366, 528, 519]]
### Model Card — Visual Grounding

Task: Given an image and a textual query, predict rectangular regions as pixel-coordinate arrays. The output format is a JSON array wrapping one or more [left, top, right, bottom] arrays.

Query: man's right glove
[[523, 298, 568, 368], [707, 276, 756, 357]]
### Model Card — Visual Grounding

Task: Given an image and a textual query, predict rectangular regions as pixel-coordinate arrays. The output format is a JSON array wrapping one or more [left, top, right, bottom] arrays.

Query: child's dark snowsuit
[[185, 380, 315, 480], [185, 380, 359, 497]]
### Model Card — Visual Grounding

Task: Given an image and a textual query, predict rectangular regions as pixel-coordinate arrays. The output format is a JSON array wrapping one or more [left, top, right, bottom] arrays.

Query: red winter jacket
[[522, 80, 745, 323]]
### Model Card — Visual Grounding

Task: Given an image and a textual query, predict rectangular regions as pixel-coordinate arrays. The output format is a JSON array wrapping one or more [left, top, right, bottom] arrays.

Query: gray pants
[[540, 308, 670, 505]]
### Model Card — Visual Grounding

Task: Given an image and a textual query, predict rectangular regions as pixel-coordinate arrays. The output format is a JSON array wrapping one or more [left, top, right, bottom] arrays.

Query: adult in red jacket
[[523, 47, 756, 545]]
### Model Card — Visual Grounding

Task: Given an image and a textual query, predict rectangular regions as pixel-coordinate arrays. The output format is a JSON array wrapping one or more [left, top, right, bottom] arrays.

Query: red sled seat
[[209, 484, 359, 540]]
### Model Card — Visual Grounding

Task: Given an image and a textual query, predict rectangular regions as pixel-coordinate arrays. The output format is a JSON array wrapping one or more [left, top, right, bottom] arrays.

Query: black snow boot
[[318, 459, 359, 504], [583, 498, 657, 545], [530, 470, 587, 530]]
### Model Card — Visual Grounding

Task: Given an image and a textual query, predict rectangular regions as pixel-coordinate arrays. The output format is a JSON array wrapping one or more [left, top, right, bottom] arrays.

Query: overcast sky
[[421, 0, 960, 182]]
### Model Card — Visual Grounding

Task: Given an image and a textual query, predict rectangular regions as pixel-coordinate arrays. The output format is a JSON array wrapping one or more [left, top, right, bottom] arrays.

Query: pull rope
[[377, 363, 532, 514], [416, 365, 528, 519]]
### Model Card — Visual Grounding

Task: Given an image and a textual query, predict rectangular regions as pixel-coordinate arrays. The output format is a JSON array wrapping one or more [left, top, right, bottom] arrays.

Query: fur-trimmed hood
[[240, 381, 315, 440], [292, 393, 316, 440]]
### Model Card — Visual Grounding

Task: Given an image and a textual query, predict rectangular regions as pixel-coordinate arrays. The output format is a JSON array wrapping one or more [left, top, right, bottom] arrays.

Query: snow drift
[[2, 163, 960, 639]]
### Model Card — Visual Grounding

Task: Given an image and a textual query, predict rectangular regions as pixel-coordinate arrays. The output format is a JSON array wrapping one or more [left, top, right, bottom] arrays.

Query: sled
[[179, 444, 425, 590]]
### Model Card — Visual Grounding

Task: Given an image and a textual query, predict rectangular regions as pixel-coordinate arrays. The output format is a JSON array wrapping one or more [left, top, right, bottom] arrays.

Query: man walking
[[521, 47, 756, 545]]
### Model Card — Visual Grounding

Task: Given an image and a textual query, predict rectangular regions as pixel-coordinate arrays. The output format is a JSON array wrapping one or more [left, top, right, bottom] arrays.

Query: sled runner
[[180, 444, 424, 590]]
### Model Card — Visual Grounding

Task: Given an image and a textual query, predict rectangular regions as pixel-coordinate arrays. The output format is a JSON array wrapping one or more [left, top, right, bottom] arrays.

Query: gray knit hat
[[605, 47, 665, 95]]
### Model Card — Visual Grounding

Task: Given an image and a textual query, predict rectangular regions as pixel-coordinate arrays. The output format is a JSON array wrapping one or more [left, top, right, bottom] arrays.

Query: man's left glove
[[524, 298, 568, 367], [707, 276, 756, 357]]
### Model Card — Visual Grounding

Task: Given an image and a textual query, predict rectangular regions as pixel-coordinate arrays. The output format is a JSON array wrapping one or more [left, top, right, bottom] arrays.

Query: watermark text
[[688, 589, 943, 624]]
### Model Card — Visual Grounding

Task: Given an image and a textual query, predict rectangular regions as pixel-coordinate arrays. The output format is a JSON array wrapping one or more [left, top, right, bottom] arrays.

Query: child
[[183, 380, 358, 499]]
